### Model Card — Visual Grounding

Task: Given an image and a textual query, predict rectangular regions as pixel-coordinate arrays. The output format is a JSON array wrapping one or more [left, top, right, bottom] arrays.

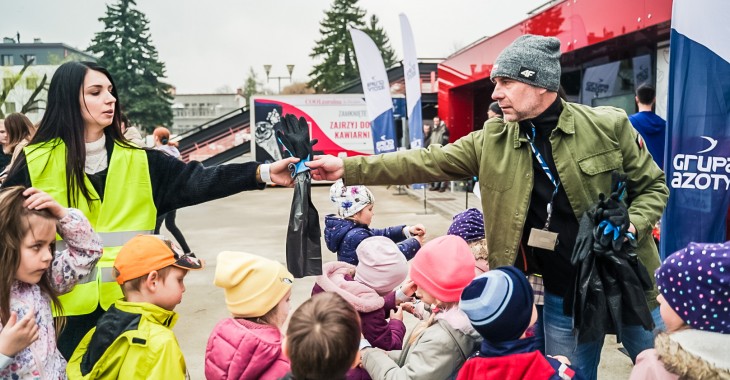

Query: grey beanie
[[490, 34, 562, 92]]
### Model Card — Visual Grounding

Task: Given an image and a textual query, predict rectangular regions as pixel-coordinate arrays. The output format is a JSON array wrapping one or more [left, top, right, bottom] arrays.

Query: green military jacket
[[344, 100, 668, 308]]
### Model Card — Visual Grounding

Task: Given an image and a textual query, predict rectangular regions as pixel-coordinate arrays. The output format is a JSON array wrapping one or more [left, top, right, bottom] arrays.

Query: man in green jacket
[[308, 34, 668, 380]]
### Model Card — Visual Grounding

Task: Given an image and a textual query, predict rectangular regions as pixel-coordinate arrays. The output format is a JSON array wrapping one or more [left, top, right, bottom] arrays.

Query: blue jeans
[[542, 291, 664, 380], [533, 304, 545, 353]]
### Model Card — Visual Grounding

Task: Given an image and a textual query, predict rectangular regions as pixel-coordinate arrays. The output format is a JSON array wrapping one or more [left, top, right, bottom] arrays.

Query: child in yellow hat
[[205, 251, 294, 380]]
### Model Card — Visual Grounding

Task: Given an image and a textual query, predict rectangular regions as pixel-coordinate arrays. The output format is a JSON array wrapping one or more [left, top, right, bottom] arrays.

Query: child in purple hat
[[447, 208, 489, 274], [630, 241, 730, 379]]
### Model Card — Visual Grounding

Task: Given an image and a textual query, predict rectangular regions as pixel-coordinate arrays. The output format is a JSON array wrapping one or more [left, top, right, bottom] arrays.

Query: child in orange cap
[[66, 235, 203, 380]]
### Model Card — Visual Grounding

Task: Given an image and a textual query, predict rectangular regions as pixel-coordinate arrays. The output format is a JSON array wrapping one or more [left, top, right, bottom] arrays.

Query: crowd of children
[[0, 180, 728, 380]]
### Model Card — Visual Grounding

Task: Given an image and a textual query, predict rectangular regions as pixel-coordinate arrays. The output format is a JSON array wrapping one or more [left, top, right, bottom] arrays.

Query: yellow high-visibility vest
[[26, 138, 157, 316]]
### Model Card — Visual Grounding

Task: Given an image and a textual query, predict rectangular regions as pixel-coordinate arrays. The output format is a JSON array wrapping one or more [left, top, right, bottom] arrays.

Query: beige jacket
[[361, 308, 481, 380]]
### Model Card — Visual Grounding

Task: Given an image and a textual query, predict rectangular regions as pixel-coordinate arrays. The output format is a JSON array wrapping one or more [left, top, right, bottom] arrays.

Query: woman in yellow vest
[[2, 61, 299, 359]]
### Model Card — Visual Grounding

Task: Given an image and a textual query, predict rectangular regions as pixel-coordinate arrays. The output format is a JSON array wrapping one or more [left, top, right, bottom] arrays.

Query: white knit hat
[[329, 179, 374, 218]]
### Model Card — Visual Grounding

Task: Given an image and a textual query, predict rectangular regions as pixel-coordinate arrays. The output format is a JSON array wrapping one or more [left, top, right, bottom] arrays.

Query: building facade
[[0, 38, 96, 122], [171, 91, 246, 134]]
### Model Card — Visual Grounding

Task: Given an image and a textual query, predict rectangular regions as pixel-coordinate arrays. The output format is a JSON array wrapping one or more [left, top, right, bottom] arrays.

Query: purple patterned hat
[[447, 208, 485, 243], [656, 241, 730, 334]]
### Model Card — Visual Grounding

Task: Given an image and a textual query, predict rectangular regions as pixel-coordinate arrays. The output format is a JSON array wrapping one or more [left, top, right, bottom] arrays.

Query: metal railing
[[175, 107, 252, 164]]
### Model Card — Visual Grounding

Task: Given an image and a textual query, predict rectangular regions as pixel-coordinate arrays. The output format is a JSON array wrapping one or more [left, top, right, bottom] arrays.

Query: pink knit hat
[[354, 237, 408, 296], [410, 235, 476, 302]]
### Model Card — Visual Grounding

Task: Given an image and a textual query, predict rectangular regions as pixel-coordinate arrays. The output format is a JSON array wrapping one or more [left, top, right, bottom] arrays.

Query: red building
[[437, 0, 673, 141]]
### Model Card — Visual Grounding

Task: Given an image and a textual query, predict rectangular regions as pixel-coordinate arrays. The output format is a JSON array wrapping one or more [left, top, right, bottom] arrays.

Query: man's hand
[[306, 155, 345, 181], [0, 308, 39, 357], [269, 157, 300, 187]]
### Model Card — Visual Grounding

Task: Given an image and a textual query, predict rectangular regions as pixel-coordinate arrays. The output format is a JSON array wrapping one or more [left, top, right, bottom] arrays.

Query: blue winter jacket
[[629, 111, 666, 170], [324, 215, 421, 265]]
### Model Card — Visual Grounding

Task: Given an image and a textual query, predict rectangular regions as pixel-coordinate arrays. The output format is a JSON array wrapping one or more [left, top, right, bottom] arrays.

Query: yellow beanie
[[214, 251, 294, 317]]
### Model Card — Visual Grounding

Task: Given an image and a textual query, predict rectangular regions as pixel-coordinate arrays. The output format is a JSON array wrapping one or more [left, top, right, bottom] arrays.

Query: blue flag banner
[[350, 29, 397, 154], [408, 99, 423, 148], [661, 0, 730, 259], [399, 13, 424, 149]]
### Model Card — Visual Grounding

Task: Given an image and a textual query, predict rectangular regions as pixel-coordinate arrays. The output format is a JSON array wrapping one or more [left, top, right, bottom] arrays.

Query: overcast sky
[[4, 0, 546, 93]]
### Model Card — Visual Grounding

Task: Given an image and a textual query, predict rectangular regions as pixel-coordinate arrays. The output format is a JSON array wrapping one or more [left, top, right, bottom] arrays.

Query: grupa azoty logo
[[376, 134, 395, 152], [671, 135, 729, 190]]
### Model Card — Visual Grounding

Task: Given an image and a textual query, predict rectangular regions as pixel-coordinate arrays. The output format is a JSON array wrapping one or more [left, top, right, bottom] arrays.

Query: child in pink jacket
[[629, 241, 730, 379], [0, 186, 102, 379], [205, 251, 294, 380]]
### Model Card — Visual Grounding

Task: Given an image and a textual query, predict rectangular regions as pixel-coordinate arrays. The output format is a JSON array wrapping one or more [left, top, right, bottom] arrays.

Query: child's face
[[272, 290, 292, 328], [354, 204, 374, 226], [152, 267, 188, 311], [657, 293, 685, 332], [16, 215, 56, 285]]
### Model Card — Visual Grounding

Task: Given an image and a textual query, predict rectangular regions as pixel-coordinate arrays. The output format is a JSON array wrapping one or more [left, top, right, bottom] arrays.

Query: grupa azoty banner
[[662, 0, 730, 258]]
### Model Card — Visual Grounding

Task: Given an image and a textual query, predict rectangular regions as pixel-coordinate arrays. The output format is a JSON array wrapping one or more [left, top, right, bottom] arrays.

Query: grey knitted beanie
[[490, 34, 562, 92]]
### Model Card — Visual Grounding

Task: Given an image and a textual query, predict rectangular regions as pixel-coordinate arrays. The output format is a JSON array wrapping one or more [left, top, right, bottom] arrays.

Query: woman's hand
[[268, 157, 301, 187], [23, 187, 68, 219]]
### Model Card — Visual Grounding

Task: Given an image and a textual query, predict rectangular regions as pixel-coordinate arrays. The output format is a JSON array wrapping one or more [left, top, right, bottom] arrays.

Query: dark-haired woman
[[152, 126, 191, 253], [2, 61, 299, 358]]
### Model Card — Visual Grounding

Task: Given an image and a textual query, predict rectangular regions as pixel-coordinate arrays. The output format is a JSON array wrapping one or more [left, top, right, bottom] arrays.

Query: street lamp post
[[263, 64, 295, 93]]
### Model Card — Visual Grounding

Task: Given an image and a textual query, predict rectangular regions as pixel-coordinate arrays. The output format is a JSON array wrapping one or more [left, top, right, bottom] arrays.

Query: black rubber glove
[[276, 114, 318, 161]]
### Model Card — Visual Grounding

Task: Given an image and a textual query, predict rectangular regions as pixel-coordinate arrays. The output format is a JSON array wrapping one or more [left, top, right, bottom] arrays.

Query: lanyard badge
[[525, 123, 559, 251]]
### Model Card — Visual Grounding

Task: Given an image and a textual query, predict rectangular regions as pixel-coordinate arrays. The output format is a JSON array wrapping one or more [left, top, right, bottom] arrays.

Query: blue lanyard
[[525, 123, 560, 229]]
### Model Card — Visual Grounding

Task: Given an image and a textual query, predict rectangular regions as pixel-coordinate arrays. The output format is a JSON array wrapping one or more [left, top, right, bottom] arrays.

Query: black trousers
[[154, 209, 191, 253]]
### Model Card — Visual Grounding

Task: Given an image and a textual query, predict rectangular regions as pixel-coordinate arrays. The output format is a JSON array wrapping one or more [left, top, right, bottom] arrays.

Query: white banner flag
[[399, 13, 424, 149], [350, 29, 397, 154]]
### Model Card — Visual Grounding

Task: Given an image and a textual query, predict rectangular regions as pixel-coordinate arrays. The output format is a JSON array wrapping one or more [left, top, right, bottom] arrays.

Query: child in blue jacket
[[325, 180, 423, 265]]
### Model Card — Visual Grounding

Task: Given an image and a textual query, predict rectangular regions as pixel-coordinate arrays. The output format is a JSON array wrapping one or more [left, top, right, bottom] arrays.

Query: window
[[1, 55, 13, 66], [4, 102, 16, 113], [2, 78, 13, 89], [26, 77, 38, 90]]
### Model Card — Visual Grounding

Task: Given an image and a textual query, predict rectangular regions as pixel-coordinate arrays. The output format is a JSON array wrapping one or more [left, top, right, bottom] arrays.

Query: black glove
[[276, 114, 318, 161], [601, 194, 630, 234], [595, 172, 631, 237]]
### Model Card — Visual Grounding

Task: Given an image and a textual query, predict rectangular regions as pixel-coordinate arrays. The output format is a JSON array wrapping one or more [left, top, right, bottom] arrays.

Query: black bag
[[275, 114, 323, 277], [285, 171, 322, 277]]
